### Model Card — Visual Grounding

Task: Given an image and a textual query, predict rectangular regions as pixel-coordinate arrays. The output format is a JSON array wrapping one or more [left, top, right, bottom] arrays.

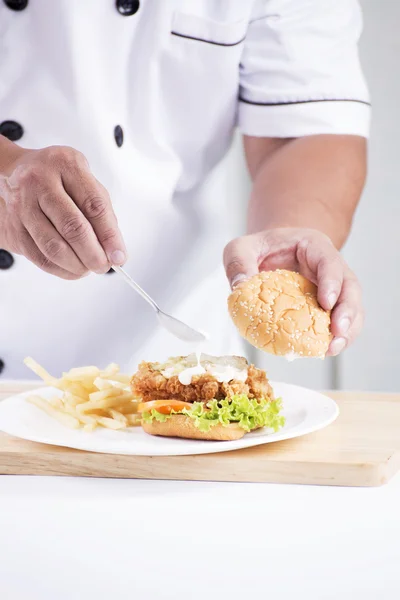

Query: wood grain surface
[[0, 382, 399, 486]]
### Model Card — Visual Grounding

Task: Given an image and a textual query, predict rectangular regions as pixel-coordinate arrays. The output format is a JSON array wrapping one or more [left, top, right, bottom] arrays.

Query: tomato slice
[[138, 400, 192, 414]]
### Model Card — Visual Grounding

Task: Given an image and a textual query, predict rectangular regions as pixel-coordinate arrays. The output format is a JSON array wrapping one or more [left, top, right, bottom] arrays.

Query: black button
[[0, 360, 4, 375], [116, 0, 139, 16], [0, 250, 14, 270], [106, 268, 116, 274], [0, 120, 24, 142], [114, 125, 124, 148], [4, 0, 28, 11]]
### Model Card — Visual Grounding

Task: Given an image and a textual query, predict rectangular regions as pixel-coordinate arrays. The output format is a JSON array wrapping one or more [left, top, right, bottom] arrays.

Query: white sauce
[[178, 351, 248, 385], [178, 347, 206, 385], [195, 348, 202, 366], [164, 340, 249, 386], [178, 364, 206, 385], [206, 364, 248, 383], [285, 352, 300, 362], [161, 366, 180, 378]]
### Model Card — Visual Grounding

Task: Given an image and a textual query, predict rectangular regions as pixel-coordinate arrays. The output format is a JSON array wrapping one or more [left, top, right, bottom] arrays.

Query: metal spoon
[[112, 266, 207, 343]]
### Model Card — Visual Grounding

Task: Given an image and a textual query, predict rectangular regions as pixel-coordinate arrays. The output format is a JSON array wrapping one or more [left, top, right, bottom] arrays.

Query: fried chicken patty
[[131, 357, 274, 404]]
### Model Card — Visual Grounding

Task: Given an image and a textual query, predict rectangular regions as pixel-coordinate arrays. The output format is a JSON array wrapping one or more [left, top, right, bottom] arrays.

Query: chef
[[0, 0, 369, 379]]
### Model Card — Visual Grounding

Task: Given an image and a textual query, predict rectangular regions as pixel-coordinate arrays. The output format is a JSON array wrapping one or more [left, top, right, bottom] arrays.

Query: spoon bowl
[[112, 266, 207, 344], [156, 311, 207, 343]]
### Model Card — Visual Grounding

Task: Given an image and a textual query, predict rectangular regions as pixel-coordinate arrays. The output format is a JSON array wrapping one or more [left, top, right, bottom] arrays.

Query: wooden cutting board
[[0, 382, 399, 487]]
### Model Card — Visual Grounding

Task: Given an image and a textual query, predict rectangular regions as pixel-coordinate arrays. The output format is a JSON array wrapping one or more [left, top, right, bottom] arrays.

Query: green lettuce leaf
[[142, 410, 170, 424], [141, 395, 285, 433]]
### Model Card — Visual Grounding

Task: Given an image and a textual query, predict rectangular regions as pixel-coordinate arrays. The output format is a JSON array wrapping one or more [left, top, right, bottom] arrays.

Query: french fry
[[117, 403, 139, 414], [63, 404, 97, 425], [79, 380, 98, 393], [125, 414, 142, 426], [77, 396, 132, 413], [96, 417, 126, 430], [24, 357, 61, 389], [108, 409, 128, 425], [64, 392, 85, 407], [48, 396, 64, 410], [89, 388, 122, 403], [101, 363, 120, 377], [113, 391, 136, 403], [27, 395, 80, 429], [106, 373, 131, 384], [64, 366, 100, 380], [24, 358, 140, 432], [93, 377, 114, 391], [106, 381, 129, 390], [83, 423, 97, 433], [61, 382, 88, 400]]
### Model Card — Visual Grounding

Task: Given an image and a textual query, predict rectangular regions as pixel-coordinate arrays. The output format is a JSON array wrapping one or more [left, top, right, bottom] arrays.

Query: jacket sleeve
[[238, 0, 370, 137]]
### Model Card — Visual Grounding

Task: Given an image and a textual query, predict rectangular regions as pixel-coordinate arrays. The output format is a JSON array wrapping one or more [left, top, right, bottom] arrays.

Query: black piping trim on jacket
[[171, 31, 246, 47], [239, 97, 371, 107]]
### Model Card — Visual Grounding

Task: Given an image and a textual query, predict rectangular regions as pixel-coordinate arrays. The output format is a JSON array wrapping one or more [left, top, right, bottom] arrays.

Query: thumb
[[223, 235, 259, 289]]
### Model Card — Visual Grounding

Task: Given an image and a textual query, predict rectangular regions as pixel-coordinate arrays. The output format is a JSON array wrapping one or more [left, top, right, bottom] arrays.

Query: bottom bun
[[141, 414, 246, 441]]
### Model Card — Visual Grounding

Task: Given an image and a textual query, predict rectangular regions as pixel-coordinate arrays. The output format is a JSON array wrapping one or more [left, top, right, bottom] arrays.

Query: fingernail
[[327, 293, 337, 309], [338, 317, 351, 335], [110, 250, 126, 266], [330, 337, 346, 356], [231, 274, 249, 289]]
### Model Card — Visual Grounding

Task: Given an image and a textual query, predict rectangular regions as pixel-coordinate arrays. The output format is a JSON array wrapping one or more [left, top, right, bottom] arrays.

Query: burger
[[131, 354, 285, 441], [228, 270, 332, 359]]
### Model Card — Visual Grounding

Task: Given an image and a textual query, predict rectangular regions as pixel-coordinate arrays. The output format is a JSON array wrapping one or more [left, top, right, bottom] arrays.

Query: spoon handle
[[112, 266, 159, 313]]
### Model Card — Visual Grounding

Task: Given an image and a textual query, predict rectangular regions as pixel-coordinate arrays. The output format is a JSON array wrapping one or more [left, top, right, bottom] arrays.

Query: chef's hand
[[223, 228, 363, 356], [0, 144, 127, 279]]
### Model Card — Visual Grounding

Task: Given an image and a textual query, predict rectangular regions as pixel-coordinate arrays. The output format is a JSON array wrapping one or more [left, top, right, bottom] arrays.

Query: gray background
[[220, 0, 396, 391]]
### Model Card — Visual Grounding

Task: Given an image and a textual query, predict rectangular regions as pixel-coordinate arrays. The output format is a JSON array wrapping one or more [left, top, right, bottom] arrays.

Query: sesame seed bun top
[[227, 270, 332, 358]]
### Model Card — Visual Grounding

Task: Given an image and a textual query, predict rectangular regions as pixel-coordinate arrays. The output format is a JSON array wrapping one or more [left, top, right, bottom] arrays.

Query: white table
[[1, 474, 399, 600]]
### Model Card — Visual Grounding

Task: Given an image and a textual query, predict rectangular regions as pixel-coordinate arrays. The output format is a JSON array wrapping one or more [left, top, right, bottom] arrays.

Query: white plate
[[0, 382, 338, 456]]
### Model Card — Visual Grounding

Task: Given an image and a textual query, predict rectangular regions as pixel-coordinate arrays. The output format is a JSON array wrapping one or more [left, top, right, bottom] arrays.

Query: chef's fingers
[[16, 227, 85, 280], [38, 185, 110, 274], [316, 256, 344, 311], [327, 274, 364, 356], [296, 237, 345, 310], [223, 235, 260, 288], [22, 204, 88, 277], [329, 312, 364, 357], [296, 236, 363, 354], [62, 164, 127, 266]]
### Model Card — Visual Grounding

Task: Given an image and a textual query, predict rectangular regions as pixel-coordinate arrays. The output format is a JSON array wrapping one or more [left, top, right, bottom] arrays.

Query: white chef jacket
[[0, 0, 370, 379]]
